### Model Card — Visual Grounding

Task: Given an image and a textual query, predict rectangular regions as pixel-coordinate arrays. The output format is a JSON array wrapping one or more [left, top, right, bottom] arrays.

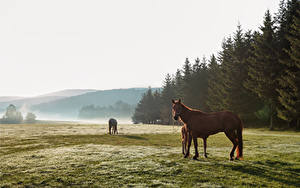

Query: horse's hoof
[[193, 156, 198, 160], [230, 157, 234, 161], [204, 154, 208, 158], [184, 154, 189, 158], [235, 157, 244, 160]]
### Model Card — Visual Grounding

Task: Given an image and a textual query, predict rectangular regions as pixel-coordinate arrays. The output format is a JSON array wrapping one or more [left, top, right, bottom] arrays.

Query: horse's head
[[172, 99, 182, 120]]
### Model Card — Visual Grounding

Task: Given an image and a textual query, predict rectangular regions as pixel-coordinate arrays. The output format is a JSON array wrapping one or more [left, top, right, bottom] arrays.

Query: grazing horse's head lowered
[[172, 99, 182, 120]]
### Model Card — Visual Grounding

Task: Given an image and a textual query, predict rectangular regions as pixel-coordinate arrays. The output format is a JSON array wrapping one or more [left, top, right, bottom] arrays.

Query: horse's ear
[[178, 99, 181, 103], [172, 99, 175, 104]]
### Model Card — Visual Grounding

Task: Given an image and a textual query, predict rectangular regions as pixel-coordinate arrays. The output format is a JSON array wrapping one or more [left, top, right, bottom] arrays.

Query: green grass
[[0, 124, 300, 187]]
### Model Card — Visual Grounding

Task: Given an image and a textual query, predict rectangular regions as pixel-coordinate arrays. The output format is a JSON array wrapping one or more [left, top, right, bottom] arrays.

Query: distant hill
[[31, 88, 159, 118], [0, 89, 97, 112], [0, 96, 25, 103], [38, 89, 97, 97]]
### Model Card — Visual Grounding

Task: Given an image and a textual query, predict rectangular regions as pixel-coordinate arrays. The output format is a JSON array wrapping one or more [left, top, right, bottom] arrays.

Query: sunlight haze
[[0, 0, 280, 97]]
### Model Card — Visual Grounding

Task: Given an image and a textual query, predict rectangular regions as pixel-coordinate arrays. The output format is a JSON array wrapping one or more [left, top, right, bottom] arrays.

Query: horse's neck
[[180, 105, 192, 123]]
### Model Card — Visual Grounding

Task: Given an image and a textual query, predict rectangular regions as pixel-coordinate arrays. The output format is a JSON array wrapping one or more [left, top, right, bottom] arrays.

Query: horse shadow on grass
[[221, 160, 300, 187]]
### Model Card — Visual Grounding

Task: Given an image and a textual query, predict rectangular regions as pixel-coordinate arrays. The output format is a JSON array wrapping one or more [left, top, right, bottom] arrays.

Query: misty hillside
[[31, 88, 159, 117], [0, 96, 25, 103], [39, 89, 97, 97], [0, 89, 96, 112]]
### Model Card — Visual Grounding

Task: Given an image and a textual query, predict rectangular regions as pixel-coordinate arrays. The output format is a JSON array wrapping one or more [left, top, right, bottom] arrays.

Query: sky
[[0, 0, 280, 97]]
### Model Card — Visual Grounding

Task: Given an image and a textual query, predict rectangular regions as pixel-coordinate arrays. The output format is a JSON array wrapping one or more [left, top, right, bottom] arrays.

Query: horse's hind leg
[[225, 131, 238, 161], [182, 141, 185, 155], [193, 137, 199, 160]]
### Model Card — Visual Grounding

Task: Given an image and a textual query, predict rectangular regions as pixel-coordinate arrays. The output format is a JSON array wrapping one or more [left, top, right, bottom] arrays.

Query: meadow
[[0, 123, 300, 187]]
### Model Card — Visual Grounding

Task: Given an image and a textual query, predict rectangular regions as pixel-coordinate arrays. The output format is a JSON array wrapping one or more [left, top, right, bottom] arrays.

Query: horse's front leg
[[184, 132, 192, 158], [203, 137, 208, 158], [193, 137, 199, 160]]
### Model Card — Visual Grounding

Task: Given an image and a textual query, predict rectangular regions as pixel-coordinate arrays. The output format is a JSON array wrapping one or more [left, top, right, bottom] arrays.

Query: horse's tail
[[236, 119, 243, 159]]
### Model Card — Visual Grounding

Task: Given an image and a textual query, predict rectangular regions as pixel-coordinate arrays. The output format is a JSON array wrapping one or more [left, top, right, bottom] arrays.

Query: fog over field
[[0, 108, 133, 124], [0, 88, 157, 124]]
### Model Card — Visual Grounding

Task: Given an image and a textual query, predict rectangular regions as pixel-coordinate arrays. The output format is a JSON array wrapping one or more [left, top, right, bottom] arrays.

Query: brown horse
[[172, 99, 243, 160]]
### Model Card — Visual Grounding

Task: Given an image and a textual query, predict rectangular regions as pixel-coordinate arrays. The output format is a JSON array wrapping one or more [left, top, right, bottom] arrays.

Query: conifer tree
[[245, 10, 280, 129], [216, 36, 234, 110], [174, 69, 184, 99], [229, 26, 262, 117], [132, 93, 148, 124], [189, 57, 209, 110], [160, 74, 176, 124], [206, 54, 225, 111], [277, 6, 300, 128], [152, 90, 162, 123], [132, 88, 159, 124], [144, 88, 155, 124], [226, 24, 249, 113], [181, 58, 194, 106]]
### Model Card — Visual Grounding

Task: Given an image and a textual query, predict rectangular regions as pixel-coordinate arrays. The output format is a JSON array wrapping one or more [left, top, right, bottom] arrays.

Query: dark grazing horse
[[172, 99, 243, 160], [108, 118, 118, 135]]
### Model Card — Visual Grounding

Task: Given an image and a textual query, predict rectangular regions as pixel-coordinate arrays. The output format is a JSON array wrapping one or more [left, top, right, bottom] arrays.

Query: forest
[[78, 100, 135, 119], [132, 0, 300, 130]]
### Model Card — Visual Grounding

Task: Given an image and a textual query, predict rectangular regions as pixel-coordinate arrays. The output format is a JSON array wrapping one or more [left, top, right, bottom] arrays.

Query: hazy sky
[[0, 0, 280, 97]]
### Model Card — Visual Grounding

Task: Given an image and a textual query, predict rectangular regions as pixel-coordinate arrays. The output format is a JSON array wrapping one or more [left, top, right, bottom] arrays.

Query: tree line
[[78, 100, 135, 119], [0, 104, 37, 124], [132, 0, 300, 129]]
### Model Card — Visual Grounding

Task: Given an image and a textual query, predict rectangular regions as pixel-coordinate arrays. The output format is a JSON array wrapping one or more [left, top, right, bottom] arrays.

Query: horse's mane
[[180, 102, 207, 114]]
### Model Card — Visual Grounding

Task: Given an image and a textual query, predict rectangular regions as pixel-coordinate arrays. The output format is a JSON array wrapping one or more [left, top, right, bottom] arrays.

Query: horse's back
[[218, 111, 241, 130], [189, 110, 241, 136], [109, 118, 117, 126]]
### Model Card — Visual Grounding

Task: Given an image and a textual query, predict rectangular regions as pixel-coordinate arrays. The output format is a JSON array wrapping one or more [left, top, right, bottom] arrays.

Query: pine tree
[[189, 57, 209, 110], [206, 54, 226, 111], [277, 5, 300, 128], [244, 10, 280, 129], [132, 93, 147, 124], [174, 69, 184, 99], [160, 74, 176, 124], [227, 25, 263, 117], [144, 87, 155, 124], [181, 58, 194, 106], [152, 90, 162, 123], [225, 24, 249, 113], [132, 88, 158, 124], [216, 36, 234, 110]]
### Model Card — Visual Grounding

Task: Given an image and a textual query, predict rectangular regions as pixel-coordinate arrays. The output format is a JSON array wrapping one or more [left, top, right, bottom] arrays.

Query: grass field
[[0, 124, 300, 187]]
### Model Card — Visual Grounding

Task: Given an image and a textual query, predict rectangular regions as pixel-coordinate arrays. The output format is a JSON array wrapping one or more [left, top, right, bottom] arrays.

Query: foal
[[181, 125, 187, 155]]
